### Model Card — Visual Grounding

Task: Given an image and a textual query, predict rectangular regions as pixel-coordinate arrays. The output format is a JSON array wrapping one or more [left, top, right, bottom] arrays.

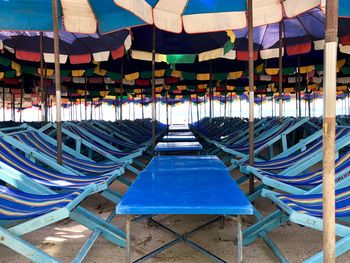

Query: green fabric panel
[[341, 67, 350, 74], [21, 66, 36, 75], [213, 73, 228, 81], [165, 69, 173, 77], [223, 41, 234, 54], [315, 64, 323, 72], [182, 95, 190, 99], [61, 70, 70, 77], [85, 68, 95, 77], [282, 67, 295, 75], [235, 86, 245, 92], [187, 85, 196, 92], [107, 71, 122, 81], [236, 91, 244, 95], [182, 72, 196, 80], [166, 54, 196, 64], [140, 71, 152, 79], [5, 70, 15, 78], [0, 57, 11, 67]]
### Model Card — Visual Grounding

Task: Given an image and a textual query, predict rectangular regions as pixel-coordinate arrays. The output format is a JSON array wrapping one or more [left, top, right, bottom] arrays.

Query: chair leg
[[0, 227, 60, 263]]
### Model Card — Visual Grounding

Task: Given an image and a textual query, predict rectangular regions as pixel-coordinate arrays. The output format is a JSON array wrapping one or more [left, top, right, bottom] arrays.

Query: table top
[[155, 142, 203, 152], [162, 135, 197, 142], [169, 124, 190, 131], [167, 132, 194, 136], [145, 156, 227, 171], [116, 165, 253, 215]]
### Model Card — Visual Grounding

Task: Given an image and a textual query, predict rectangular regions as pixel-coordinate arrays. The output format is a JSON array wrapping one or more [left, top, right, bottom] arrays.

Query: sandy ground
[[1, 162, 349, 263]]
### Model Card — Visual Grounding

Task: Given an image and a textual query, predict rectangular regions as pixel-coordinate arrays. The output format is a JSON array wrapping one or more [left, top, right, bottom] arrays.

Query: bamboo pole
[[52, 0, 62, 164], [297, 56, 302, 117], [19, 76, 24, 123], [84, 78, 88, 120], [248, 0, 255, 194], [40, 32, 46, 124], [2, 87, 5, 121], [279, 21, 283, 122], [209, 61, 213, 121], [323, 0, 338, 262], [151, 25, 156, 152], [120, 60, 124, 121]]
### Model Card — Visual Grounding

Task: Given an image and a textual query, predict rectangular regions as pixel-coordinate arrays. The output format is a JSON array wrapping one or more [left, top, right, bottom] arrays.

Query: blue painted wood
[[116, 157, 253, 215], [145, 156, 227, 171], [155, 142, 203, 152]]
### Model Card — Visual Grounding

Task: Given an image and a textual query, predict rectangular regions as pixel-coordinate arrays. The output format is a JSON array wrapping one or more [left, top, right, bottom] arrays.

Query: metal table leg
[[126, 215, 132, 263], [237, 216, 243, 263]]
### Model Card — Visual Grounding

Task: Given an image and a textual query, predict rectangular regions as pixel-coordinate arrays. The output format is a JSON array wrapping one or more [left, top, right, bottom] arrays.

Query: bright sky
[[1, 98, 349, 123]]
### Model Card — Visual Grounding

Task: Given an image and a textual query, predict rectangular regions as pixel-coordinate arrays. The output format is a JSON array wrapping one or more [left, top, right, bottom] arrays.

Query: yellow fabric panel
[[37, 68, 54, 76], [226, 85, 235, 91], [134, 89, 142, 94], [197, 73, 210, 81], [155, 69, 165, 77], [94, 67, 107, 76], [284, 87, 295, 93], [100, 91, 109, 97], [198, 84, 208, 89], [175, 95, 183, 99], [337, 59, 346, 72], [228, 71, 243, 79], [171, 70, 182, 78], [164, 85, 170, 90], [72, 70, 85, 77], [337, 85, 348, 91], [0, 72, 4, 80], [11, 61, 21, 76], [308, 84, 318, 90], [155, 87, 163, 93], [265, 68, 279, 75], [226, 30, 236, 43], [124, 72, 139, 81], [77, 90, 86, 95], [299, 65, 314, 74], [256, 63, 264, 73], [177, 85, 187, 91]]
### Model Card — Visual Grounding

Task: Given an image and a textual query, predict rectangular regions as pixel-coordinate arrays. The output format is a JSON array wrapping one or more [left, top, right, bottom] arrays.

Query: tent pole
[[209, 61, 213, 121], [323, 0, 338, 262], [141, 89, 144, 119], [84, 77, 88, 120], [52, 0, 62, 164], [248, 0, 255, 194], [120, 60, 124, 121], [151, 25, 156, 153], [2, 87, 5, 121], [297, 56, 302, 117], [19, 76, 24, 123], [196, 94, 199, 125], [40, 32, 46, 124], [166, 92, 169, 127], [279, 21, 283, 122]]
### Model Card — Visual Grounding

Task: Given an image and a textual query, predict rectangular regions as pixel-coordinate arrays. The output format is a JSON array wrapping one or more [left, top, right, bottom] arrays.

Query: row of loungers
[[192, 116, 350, 262], [0, 119, 167, 262]]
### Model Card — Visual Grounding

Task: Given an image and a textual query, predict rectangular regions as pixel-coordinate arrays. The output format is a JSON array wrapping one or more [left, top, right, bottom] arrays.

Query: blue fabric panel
[[90, 0, 145, 33], [0, 0, 61, 31], [339, 0, 350, 17], [183, 0, 247, 15]]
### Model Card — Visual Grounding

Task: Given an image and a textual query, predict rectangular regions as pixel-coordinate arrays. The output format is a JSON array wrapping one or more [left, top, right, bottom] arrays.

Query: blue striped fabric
[[253, 128, 350, 171], [0, 139, 111, 189], [0, 185, 81, 220], [12, 131, 124, 175], [260, 151, 350, 187], [277, 185, 350, 218]]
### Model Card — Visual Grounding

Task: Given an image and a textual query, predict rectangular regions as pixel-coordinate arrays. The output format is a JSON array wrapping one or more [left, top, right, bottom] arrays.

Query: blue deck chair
[[0, 184, 125, 263], [243, 186, 350, 262], [239, 127, 350, 184]]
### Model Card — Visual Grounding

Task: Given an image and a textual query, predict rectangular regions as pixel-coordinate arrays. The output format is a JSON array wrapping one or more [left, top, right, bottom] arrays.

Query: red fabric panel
[[16, 50, 40, 62], [341, 35, 350, 46], [236, 50, 258, 61], [69, 54, 91, 64], [111, 46, 125, 60], [135, 79, 150, 86], [286, 42, 311, 56], [3, 78, 19, 85]]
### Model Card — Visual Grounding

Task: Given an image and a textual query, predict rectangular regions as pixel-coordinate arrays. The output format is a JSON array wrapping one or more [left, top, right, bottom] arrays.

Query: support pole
[[278, 21, 283, 122], [166, 92, 169, 127], [52, 0, 62, 164], [248, 0, 255, 194], [151, 25, 156, 153], [19, 76, 24, 123], [84, 78, 88, 120], [323, 0, 338, 262], [40, 32, 46, 124], [120, 60, 124, 121], [2, 87, 5, 121], [209, 61, 213, 121], [297, 56, 302, 117]]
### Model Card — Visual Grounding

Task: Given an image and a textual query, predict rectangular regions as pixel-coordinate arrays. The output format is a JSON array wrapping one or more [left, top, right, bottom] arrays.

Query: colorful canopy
[[130, 25, 235, 63], [115, 0, 323, 33], [0, 30, 131, 64]]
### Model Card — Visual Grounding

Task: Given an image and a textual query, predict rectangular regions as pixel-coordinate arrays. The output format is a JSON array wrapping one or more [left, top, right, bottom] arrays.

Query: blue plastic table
[[145, 155, 227, 171], [169, 124, 190, 131], [162, 135, 197, 142], [155, 141, 203, 153], [116, 156, 253, 263], [167, 131, 194, 136]]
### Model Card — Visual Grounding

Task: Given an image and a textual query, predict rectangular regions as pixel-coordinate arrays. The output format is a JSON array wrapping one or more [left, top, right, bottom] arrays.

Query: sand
[[1, 168, 349, 263]]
